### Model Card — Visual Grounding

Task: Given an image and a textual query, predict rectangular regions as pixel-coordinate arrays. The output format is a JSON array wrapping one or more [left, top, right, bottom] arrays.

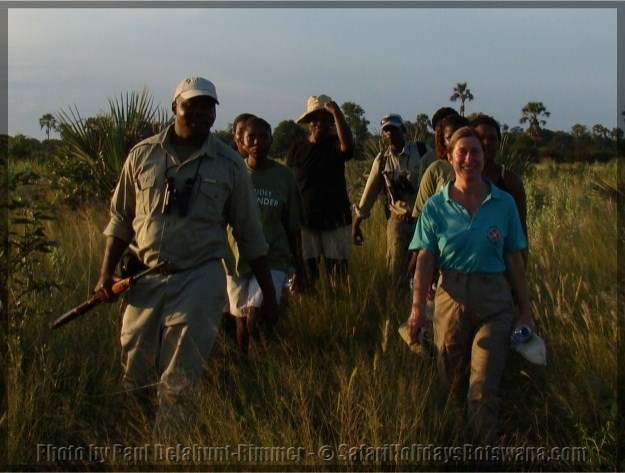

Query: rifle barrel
[[50, 295, 101, 329], [50, 261, 167, 330]]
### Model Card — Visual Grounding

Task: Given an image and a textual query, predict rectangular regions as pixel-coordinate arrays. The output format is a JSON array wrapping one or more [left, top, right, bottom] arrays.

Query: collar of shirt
[[385, 140, 421, 168], [141, 124, 218, 164], [385, 140, 409, 159], [442, 179, 501, 203]]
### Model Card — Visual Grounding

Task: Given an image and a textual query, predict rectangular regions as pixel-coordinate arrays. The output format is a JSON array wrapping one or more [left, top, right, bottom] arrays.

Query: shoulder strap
[[377, 150, 390, 185], [378, 149, 388, 172], [377, 150, 394, 212]]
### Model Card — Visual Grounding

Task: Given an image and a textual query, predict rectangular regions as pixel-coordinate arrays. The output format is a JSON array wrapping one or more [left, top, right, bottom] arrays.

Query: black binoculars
[[394, 174, 416, 195], [162, 177, 194, 217]]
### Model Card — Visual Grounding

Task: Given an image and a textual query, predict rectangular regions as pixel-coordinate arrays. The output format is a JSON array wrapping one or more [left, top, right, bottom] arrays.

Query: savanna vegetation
[[2, 88, 622, 471]]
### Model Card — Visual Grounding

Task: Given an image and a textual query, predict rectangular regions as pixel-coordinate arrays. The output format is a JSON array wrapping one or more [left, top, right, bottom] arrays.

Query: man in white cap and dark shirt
[[286, 94, 355, 290], [94, 76, 277, 434]]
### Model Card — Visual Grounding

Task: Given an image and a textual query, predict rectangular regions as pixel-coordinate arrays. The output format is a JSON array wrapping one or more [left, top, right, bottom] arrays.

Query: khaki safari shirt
[[354, 140, 426, 219], [104, 125, 268, 271]]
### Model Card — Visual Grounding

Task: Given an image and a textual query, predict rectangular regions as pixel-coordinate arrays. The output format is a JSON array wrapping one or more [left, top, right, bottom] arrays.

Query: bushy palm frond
[[56, 108, 116, 194], [498, 133, 534, 180], [56, 87, 170, 198], [363, 132, 385, 162]]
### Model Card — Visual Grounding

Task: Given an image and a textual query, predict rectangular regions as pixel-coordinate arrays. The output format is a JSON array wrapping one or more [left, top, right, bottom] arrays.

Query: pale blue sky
[[8, 7, 617, 140]]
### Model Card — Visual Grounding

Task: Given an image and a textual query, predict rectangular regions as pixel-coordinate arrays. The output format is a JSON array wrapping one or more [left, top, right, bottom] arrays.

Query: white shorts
[[225, 270, 286, 318], [301, 225, 351, 260]]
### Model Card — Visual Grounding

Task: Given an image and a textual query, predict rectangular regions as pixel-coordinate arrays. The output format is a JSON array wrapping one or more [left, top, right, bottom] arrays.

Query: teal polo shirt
[[409, 180, 527, 273]]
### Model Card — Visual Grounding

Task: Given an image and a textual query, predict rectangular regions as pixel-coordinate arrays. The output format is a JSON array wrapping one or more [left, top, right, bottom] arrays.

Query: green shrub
[[53, 88, 170, 204]]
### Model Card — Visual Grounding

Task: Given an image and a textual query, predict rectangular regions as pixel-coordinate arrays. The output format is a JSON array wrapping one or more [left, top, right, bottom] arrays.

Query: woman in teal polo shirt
[[406, 126, 535, 445]]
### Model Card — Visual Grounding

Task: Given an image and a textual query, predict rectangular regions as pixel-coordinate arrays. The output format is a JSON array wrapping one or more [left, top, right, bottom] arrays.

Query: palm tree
[[39, 113, 57, 140], [449, 82, 474, 117], [519, 101, 550, 145], [571, 124, 588, 137], [56, 87, 170, 198], [592, 124, 610, 139]]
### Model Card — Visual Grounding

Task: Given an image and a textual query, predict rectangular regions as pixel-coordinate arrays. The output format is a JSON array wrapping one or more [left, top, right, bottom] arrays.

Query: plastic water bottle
[[510, 324, 532, 345]]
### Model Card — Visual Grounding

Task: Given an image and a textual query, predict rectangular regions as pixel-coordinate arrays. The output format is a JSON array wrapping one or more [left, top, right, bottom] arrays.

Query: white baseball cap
[[173, 76, 219, 104]]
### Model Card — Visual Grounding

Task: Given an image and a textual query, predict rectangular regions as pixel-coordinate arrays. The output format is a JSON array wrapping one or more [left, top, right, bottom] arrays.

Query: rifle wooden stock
[[50, 261, 166, 330]]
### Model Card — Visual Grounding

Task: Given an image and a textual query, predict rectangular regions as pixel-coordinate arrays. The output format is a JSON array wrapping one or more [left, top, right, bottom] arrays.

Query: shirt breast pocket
[[136, 171, 157, 216], [192, 178, 229, 224]]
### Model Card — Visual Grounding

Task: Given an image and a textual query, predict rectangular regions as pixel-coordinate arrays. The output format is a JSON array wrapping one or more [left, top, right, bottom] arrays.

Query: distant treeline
[[6, 122, 622, 165], [5, 90, 622, 209]]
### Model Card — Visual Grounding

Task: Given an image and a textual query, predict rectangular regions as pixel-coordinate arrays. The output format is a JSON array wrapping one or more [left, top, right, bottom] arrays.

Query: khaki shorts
[[301, 225, 351, 260], [226, 270, 287, 317]]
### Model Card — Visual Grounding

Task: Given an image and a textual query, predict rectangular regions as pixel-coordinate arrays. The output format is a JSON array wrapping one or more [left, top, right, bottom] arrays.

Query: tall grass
[[6, 160, 618, 470]]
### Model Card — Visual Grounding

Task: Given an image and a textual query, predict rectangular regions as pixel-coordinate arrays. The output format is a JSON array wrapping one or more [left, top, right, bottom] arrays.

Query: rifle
[[50, 261, 166, 330]]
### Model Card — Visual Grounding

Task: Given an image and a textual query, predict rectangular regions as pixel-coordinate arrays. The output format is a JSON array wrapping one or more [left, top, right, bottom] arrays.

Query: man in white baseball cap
[[94, 76, 277, 436], [173, 76, 220, 104]]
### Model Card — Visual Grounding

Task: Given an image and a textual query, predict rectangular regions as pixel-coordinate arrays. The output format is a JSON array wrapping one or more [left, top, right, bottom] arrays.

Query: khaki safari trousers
[[433, 270, 515, 444], [120, 259, 224, 432], [386, 217, 416, 289]]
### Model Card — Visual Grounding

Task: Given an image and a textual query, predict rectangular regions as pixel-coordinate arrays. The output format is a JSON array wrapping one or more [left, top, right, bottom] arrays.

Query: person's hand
[[323, 100, 340, 115], [407, 308, 426, 344], [395, 201, 411, 222], [514, 310, 536, 334], [291, 270, 310, 294], [390, 201, 412, 222], [93, 271, 120, 303], [352, 225, 364, 246]]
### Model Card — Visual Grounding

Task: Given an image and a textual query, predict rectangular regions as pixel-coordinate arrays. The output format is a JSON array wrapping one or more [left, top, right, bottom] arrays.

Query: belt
[[155, 257, 219, 276], [156, 265, 186, 275], [440, 269, 505, 280], [128, 261, 184, 276]]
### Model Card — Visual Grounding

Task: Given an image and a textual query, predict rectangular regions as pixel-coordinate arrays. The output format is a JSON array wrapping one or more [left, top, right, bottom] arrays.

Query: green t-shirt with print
[[225, 159, 305, 277]]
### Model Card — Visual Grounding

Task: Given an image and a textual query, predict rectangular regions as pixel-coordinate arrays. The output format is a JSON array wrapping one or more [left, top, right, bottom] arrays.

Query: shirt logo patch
[[487, 227, 501, 243]]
